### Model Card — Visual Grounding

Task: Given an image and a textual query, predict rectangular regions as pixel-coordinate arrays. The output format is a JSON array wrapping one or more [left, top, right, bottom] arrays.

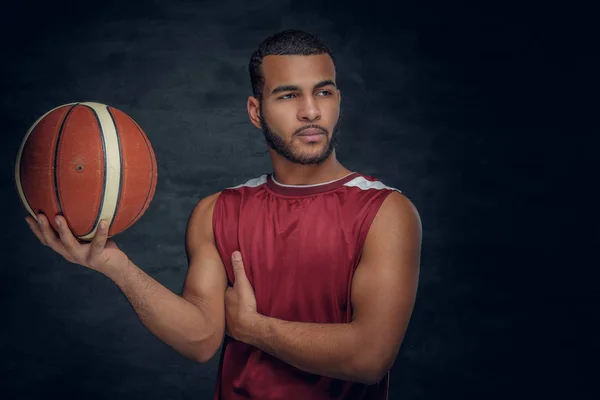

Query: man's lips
[[296, 128, 326, 136]]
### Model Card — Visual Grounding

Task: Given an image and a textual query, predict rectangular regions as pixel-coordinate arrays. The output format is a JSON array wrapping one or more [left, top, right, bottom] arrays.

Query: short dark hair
[[249, 29, 334, 100]]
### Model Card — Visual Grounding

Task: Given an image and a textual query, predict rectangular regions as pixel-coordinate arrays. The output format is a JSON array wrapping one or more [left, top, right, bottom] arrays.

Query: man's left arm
[[228, 191, 422, 385]]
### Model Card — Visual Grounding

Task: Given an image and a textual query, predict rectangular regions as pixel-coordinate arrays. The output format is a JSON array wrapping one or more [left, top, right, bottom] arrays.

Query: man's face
[[256, 54, 341, 165]]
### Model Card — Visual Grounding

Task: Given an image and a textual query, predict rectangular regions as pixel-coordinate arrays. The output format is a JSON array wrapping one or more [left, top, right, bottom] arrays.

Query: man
[[26, 29, 422, 399]]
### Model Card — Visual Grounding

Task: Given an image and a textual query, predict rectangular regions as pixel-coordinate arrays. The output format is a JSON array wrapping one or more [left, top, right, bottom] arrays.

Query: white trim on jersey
[[344, 176, 402, 193], [227, 173, 401, 193], [271, 172, 356, 188], [228, 174, 268, 189]]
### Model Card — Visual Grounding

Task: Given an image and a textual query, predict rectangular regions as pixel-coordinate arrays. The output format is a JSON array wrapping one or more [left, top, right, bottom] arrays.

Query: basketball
[[15, 102, 158, 240]]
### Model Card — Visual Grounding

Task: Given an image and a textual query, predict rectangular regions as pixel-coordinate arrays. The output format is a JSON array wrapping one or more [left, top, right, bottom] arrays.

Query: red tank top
[[211, 171, 400, 400]]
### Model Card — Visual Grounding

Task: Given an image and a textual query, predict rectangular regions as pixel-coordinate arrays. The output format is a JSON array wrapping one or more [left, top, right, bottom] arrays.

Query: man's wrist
[[104, 258, 134, 289], [244, 313, 273, 348]]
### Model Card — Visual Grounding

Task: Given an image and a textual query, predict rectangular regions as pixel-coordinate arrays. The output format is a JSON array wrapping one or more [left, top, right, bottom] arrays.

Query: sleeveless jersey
[[211, 171, 401, 400]]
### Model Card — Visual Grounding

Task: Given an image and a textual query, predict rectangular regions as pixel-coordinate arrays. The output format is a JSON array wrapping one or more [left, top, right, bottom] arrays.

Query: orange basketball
[[15, 102, 158, 240]]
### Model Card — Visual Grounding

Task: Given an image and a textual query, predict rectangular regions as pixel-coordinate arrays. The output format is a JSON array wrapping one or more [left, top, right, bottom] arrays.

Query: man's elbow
[[189, 328, 224, 364], [194, 347, 219, 364], [359, 363, 390, 385], [352, 350, 396, 385]]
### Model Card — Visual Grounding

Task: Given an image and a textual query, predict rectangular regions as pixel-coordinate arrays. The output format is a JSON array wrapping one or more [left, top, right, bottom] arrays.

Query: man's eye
[[279, 94, 296, 100], [317, 90, 332, 96]]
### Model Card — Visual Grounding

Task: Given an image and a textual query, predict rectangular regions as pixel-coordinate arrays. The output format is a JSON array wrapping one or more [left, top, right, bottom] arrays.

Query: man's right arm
[[111, 192, 227, 363]]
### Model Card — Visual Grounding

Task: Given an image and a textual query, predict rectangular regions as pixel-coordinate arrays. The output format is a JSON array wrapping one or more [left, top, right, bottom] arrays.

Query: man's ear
[[247, 96, 262, 129]]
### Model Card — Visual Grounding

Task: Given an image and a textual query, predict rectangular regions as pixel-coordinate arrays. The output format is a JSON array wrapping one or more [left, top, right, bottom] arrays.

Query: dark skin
[[26, 53, 421, 385], [248, 54, 352, 184]]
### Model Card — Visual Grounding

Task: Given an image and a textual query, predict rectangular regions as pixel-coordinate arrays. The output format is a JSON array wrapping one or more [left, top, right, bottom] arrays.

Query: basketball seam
[[54, 103, 79, 217], [15, 103, 78, 220]]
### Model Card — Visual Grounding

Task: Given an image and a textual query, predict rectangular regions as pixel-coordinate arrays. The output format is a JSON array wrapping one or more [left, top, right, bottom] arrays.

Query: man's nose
[[297, 97, 321, 122]]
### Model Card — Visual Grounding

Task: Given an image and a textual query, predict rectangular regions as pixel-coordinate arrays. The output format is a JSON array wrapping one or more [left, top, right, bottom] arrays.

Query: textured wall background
[[1, 0, 593, 398]]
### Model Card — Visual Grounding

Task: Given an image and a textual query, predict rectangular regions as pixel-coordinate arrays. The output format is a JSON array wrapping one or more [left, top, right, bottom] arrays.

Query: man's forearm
[[245, 315, 380, 384], [105, 260, 219, 362]]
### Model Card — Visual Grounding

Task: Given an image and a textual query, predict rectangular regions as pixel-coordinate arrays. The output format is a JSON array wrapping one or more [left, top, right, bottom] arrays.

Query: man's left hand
[[225, 251, 259, 342]]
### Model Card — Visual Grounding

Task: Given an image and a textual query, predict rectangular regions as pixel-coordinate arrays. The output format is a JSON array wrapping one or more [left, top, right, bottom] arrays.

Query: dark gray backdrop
[[1, 0, 594, 399]]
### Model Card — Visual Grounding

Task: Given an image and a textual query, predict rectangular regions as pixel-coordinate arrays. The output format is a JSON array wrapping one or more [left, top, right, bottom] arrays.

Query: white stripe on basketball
[[78, 102, 122, 240], [344, 176, 402, 193], [14, 103, 78, 221]]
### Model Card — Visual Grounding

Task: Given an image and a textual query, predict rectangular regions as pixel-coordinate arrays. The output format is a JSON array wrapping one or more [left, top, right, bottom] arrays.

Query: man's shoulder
[[342, 172, 403, 195], [342, 173, 417, 226], [196, 174, 270, 212], [189, 191, 222, 222]]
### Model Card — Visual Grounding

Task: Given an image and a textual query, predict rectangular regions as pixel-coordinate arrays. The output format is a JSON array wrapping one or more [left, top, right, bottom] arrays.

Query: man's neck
[[269, 152, 353, 186]]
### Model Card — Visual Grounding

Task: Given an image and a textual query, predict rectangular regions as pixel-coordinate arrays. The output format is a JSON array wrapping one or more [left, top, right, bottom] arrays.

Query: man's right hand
[[23, 192, 227, 363], [25, 214, 130, 279]]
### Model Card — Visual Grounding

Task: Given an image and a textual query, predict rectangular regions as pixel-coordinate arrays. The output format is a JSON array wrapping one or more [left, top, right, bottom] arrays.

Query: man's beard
[[259, 109, 341, 165]]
